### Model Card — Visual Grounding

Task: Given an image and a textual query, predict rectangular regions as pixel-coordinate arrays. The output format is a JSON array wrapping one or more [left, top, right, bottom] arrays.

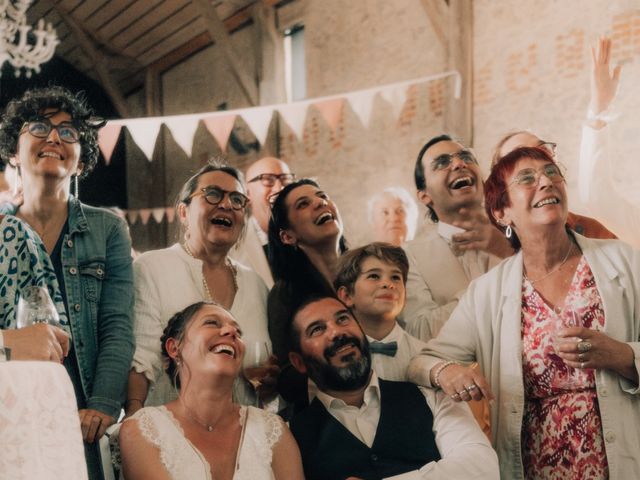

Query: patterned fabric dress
[[521, 256, 608, 479], [0, 215, 68, 329]]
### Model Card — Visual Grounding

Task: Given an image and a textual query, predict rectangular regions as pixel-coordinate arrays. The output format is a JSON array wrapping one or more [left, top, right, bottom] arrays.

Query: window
[[284, 25, 306, 102]]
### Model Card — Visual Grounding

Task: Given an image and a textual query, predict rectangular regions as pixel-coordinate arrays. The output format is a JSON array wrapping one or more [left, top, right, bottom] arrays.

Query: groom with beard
[[287, 295, 498, 480]]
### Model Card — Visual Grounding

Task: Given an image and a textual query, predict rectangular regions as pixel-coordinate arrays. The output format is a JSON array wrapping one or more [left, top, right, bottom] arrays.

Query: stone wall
[[473, 0, 640, 216]]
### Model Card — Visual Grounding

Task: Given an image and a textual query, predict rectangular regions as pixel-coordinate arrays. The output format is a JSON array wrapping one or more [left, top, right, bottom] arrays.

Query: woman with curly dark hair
[[267, 178, 347, 408], [0, 86, 134, 480]]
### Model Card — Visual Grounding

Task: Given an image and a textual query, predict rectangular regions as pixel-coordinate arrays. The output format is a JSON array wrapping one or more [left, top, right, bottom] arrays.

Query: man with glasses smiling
[[231, 156, 295, 287]]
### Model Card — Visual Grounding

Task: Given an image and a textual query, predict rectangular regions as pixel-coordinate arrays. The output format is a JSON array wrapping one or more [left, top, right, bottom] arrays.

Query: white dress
[[126, 406, 282, 480]]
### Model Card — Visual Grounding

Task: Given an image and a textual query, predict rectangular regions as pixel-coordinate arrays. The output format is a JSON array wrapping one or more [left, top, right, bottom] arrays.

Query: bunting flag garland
[[203, 114, 237, 151], [99, 70, 462, 162], [97, 124, 122, 164]]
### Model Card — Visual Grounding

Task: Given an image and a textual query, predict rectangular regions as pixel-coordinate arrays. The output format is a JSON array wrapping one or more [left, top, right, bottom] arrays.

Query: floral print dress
[[521, 256, 608, 479]]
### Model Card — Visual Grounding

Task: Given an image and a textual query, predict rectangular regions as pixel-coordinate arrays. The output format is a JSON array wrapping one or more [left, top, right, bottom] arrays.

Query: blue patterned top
[[0, 215, 68, 329]]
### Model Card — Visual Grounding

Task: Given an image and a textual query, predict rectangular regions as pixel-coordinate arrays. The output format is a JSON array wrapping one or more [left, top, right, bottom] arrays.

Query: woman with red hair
[[409, 146, 640, 479]]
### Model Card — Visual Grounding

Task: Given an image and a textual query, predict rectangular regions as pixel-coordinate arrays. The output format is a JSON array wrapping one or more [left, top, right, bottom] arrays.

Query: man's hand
[[3, 324, 70, 362], [451, 207, 514, 259], [78, 409, 116, 443], [589, 36, 622, 117]]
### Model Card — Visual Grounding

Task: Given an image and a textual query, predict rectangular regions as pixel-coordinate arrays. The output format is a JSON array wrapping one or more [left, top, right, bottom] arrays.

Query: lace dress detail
[[521, 257, 608, 479], [123, 405, 283, 480]]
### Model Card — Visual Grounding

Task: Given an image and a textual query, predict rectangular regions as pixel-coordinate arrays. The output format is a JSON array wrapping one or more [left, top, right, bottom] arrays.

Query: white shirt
[[368, 323, 427, 381], [315, 372, 499, 480], [579, 122, 640, 247]]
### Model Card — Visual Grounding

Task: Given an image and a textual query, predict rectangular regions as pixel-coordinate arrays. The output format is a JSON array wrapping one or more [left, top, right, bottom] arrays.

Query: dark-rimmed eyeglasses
[[190, 186, 249, 210], [537, 141, 557, 157], [20, 118, 81, 144], [248, 173, 296, 187], [507, 163, 566, 189], [430, 150, 478, 171]]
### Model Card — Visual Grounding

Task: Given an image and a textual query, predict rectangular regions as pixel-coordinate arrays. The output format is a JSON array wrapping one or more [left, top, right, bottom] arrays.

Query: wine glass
[[551, 310, 582, 390], [15, 286, 60, 329], [243, 341, 271, 408]]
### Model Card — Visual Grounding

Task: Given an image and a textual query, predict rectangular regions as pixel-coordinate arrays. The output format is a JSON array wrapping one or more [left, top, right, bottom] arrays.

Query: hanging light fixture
[[0, 0, 58, 78]]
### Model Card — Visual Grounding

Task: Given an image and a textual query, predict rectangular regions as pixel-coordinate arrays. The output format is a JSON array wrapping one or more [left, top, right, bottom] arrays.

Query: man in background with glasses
[[231, 156, 295, 287]]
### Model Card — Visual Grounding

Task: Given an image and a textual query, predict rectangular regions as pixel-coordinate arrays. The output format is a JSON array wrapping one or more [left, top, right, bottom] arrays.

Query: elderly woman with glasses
[[409, 146, 640, 479], [0, 86, 134, 480], [126, 162, 275, 417], [492, 130, 616, 240]]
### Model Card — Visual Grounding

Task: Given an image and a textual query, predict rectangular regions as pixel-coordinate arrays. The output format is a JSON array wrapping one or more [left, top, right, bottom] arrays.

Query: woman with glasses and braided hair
[[409, 146, 640, 478], [126, 161, 276, 419], [0, 86, 134, 480]]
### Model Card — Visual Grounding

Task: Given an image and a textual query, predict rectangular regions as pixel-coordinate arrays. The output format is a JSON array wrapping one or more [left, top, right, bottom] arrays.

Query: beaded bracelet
[[433, 360, 459, 388]]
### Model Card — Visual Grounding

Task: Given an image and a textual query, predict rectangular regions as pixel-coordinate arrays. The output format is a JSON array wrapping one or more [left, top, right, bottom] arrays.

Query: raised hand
[[451, 207, 514, 259], [589, 36, 622, 116]]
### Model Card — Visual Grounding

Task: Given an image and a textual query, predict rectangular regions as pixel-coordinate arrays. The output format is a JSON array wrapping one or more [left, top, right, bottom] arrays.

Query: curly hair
[[0, 86, 105, 178]]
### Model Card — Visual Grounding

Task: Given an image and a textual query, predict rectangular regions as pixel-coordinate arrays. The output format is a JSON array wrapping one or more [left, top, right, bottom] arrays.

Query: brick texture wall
[[473, 0, 640, 216]]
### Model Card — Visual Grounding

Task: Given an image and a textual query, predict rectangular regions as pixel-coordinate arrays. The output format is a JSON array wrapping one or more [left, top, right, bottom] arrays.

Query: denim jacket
[[62, 197, 134, 418]]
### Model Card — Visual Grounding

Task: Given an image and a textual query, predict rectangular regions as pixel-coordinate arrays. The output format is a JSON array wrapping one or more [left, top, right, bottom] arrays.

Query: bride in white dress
[[118, 301, 304, 480]]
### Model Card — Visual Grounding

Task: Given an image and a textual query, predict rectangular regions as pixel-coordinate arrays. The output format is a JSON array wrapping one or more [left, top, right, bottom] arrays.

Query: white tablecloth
[[0, 361, 88, 480]]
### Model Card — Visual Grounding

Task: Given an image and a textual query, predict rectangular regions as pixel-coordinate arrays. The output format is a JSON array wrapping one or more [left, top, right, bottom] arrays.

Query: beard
[[303, 334, 371, 392]]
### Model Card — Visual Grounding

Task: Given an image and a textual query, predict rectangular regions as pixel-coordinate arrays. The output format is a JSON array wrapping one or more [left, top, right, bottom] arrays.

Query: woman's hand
[[431, 362, 494, 403], [244, 355, 281, 401], [78, 408, 115, 443], [451, 207, 514, 259], [556, 327, 638, 384], [589, 36, 622, 116], [3, 324, 69, 362]]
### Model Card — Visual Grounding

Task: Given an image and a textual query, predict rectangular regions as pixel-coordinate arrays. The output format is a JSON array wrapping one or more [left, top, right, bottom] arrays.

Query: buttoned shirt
[[367, 323, 427, 381], [315, 372, 499, 479]]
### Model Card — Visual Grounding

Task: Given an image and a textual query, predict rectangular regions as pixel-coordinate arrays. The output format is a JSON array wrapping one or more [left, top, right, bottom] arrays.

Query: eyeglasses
[[248, 173, 296, 187], [537, 141, 557, 157], [508, 163, 566, 189], [20, 118, 81, 144], [430, 150, 478, 171], [190, 186, 249, 210]]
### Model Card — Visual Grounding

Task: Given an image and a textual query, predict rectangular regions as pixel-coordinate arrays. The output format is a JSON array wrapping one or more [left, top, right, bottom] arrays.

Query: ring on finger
[[577, 340, 592, 353], [458, 390, 468, 397], [580, 361, 586, 369], [578, 352, 586, 361], [465, 384, 478, 392], [451, 393, 461, 400]]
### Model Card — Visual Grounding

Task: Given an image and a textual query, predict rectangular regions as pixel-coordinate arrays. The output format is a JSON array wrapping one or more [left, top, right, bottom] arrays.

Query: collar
[[251, 216, 268, 245], [366, 322, 402, 343], [437, 221, 466, 242], [67, 195, 89, 235], [316, 371, 380, 411]]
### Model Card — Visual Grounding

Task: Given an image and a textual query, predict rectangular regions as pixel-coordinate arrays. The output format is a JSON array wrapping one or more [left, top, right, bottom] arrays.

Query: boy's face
[[338, 256, 406, 323]]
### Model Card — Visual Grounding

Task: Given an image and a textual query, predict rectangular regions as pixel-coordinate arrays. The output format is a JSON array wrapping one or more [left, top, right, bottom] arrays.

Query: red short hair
[[484, 146, 557, 250]]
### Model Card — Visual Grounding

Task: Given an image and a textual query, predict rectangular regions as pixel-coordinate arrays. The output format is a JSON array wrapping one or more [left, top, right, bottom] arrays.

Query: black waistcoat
[[290, 379, 441, 480]]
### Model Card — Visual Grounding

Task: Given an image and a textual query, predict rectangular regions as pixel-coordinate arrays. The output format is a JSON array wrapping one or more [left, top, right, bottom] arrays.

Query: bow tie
[[369, 341, 398, 357]]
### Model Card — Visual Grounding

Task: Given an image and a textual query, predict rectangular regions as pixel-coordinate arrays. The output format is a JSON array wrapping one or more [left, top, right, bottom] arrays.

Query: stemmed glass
[[15, 286, 61, 329], [243, 341, 271, 408], [551, 310, 582, 390]]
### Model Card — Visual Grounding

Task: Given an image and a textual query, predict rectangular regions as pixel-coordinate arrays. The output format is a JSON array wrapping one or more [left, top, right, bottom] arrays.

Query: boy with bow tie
[[335, 242, 426, 381]]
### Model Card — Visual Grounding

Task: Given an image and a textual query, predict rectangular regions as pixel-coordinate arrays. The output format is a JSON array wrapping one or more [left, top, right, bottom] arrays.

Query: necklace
[[179, 397, 217, 432], [524, 240, 575, 285], [182, 242, 238, 300]]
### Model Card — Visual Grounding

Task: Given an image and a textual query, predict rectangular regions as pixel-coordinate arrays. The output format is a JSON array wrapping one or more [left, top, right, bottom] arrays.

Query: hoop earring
[[505, 225, 513, 239]]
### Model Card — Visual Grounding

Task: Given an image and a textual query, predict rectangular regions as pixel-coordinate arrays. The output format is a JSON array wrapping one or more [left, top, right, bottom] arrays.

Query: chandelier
[[0, 0, 58, 78]]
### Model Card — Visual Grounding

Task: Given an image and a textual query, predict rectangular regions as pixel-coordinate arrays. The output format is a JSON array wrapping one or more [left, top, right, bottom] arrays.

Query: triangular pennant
[[97, 124, 121, 165], [348, 90, 376, 129], [380, 85, 408, 122], [278, 103, 308, 140], [127, 210, 139, 224], [125, 119, 163, 161], [241, 106, 274, 145], [165, 207, 176, 224], [151, 208, 165, 224], [203, 114, 237, 151], [163, 117, 200, 158], [313, 98, 344, 132], [138, 209, 152, 225]]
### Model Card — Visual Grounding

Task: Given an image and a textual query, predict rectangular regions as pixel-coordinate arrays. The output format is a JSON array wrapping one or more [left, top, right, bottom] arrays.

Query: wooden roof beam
[[51, 3, 130, 117], [191, 0, 259, 106]]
